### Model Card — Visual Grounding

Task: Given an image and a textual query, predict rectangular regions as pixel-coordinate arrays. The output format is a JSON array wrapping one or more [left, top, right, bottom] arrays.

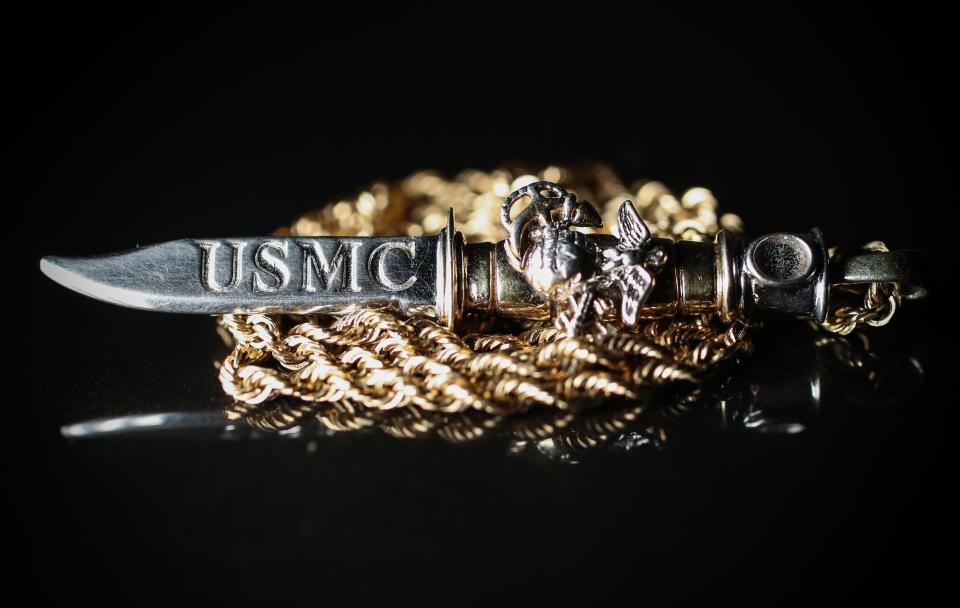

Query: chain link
[[821, 241, 902, 335]]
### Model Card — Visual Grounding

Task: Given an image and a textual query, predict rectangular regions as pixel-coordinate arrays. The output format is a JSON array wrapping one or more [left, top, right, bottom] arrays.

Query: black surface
[[10, 8, 955, 604]]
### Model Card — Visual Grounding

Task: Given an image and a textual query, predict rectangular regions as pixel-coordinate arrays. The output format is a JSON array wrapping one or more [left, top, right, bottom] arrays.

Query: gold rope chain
[[216, 166, 900, 426]]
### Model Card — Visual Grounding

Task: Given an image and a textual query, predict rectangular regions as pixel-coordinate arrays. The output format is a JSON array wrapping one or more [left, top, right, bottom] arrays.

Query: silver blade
[[41, 235, 443, 315]]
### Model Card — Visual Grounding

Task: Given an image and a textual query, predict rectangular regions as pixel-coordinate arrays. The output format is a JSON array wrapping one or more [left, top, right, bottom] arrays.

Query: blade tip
[[40, 251, 186, 312], [39, 256, 67, 283]]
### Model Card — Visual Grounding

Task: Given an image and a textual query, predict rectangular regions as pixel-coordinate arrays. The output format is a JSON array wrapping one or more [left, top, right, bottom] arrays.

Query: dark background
[[10, 6, 955, 604]]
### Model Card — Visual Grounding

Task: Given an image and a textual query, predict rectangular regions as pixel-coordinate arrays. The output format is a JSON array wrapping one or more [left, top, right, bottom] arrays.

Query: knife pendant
[[40, 181, 926, 332]]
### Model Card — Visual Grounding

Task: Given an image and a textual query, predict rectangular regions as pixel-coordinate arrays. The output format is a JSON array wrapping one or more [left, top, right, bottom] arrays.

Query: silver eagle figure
[[500, 182, 666, 335]]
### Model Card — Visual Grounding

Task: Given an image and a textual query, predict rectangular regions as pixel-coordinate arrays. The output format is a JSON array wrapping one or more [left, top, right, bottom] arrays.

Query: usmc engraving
[[195, 238, 420, 296]]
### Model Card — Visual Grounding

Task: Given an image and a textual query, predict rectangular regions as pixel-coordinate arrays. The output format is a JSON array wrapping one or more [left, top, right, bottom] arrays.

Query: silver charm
[[500, 182, 666, 334], [593, 200, 668, 325]]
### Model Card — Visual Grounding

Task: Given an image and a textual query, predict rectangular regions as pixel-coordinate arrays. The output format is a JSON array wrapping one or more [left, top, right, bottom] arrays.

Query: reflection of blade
[[60, 410, 329, 440], [61, 411, 231, 438]]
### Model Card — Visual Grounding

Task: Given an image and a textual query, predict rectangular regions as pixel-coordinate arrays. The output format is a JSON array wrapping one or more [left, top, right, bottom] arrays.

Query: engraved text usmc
[[196, 237, 426, 296]]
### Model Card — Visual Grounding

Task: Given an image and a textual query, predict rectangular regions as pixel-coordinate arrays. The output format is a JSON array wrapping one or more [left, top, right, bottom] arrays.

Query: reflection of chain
[[217, 166, 899, 427]]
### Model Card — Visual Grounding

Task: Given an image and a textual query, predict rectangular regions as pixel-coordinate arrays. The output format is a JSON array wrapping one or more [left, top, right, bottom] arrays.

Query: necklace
[[40, 165, 925, 426]]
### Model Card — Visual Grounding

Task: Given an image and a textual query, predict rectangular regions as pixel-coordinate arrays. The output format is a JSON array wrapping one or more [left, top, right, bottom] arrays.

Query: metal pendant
[[40, 181, 926, 331]]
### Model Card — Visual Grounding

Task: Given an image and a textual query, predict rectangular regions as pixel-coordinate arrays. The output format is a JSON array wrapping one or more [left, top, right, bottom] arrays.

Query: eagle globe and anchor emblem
[[500, 181, 667, 335]]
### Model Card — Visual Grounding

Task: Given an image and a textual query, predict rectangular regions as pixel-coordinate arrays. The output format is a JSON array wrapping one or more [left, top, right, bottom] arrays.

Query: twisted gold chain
[[216, 165, 898, 433], [822, 241, 901, 334]]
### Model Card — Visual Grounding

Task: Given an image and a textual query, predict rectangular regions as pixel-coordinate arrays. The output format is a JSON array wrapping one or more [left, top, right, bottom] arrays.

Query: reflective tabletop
[[18, 292, 947, 602], [11, 11, 952, 602]]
